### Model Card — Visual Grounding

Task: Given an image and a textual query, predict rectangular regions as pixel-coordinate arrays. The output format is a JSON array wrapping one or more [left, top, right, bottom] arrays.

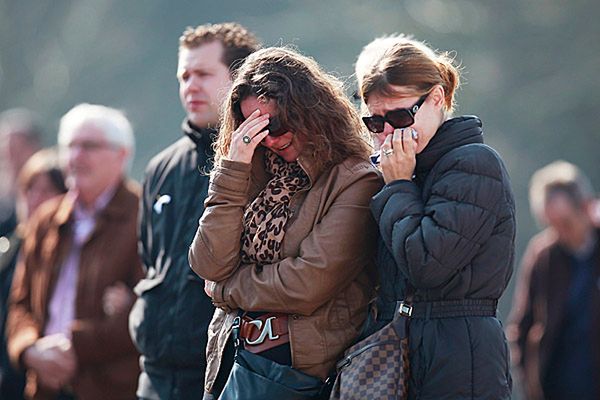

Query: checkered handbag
[[329, 307, 410, 400]]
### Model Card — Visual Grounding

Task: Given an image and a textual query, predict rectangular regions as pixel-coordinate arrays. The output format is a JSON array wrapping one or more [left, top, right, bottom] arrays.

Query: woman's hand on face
[[380, 128, 417, 184], [228, 109, 271, 164]]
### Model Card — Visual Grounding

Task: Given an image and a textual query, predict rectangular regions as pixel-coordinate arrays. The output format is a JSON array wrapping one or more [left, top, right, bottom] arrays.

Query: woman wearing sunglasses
[[356, 35, 515, 399], [189, 47, 382, 399]]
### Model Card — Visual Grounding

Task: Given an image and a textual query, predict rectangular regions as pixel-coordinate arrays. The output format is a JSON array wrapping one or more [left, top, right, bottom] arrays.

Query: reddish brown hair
[[359, 34, 460, 114]]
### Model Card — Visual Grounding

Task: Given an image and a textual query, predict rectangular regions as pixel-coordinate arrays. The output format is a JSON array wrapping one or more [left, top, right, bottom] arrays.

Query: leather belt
[[238, 313, 289, 354], [409, 299, 498, 319]]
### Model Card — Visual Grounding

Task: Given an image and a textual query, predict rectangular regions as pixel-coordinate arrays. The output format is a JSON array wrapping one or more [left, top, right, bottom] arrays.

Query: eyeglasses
[[362, 93, 428, 134], [66, 140, 116, 152], [265, 115, 289, 137]]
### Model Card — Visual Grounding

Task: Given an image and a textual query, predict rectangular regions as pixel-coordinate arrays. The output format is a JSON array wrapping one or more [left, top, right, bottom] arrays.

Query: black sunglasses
[[362, 93, 428, 134], [265, 115, 289, 137]]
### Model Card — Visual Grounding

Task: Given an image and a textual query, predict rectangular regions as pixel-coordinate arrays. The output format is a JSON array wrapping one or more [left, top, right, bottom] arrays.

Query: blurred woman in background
[[0, 148, 67, 399]]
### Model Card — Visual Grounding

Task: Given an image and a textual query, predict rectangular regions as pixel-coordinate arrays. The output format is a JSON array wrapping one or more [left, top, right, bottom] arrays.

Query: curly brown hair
[[216, 47, 370, 171], [179, 22, 261, 72]]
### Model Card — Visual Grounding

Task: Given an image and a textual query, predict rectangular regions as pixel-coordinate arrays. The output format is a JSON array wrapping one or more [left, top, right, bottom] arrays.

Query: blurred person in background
[[7, 103, 143, 400], [188, 46, 381, 399], [128, 22, 260, 400], [356, 34, 515, 399], [592, 198, 600, 226], [0, 148, 67, 399], [0, 109, 42, 237], [507, 160, 600, 400]]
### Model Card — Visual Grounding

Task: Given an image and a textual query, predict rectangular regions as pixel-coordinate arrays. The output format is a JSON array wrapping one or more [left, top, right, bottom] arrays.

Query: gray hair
[[58, 103, 135, 172], [529, 160, 595, 223]]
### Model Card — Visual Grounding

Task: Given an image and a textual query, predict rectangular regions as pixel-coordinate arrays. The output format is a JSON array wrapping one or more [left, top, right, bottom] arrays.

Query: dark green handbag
[[218, 316, 331, 400]]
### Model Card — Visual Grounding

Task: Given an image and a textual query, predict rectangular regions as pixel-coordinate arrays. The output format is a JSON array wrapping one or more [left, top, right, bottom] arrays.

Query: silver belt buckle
[[398, 302, 413, 317], [245, 316, 280, 345]]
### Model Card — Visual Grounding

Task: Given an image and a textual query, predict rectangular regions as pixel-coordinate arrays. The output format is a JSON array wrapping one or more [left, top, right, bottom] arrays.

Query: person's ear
[[116, 147, 129, 168], [430, 85, 445, 109]]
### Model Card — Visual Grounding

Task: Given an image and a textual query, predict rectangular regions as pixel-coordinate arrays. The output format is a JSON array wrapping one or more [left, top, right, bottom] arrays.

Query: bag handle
[[231, 310, 244, 350]]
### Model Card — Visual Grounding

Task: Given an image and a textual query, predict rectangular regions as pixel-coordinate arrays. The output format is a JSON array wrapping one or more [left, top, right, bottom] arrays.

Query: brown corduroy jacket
[[506, 228, 600, 400], [189, 148, 383, 394], [7, 179, 143, 400]]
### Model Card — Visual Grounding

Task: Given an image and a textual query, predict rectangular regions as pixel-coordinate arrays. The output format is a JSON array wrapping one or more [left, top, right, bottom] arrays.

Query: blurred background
[[1, 0, 599, 396]]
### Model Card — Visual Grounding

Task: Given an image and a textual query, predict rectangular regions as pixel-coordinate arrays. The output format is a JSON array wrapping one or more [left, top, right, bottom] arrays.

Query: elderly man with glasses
[[6, 103, 143, 400]]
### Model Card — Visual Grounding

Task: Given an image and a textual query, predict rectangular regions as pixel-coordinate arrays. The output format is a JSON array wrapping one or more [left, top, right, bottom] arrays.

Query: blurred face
[[365, 85, 445, 153], [62, 123, 127, 206], [543, 193, 593, 251], [3, 133, 38, 178], [21, 174, 63, 219], [240, 96, 303, 162], [178, 41, 233, 128]]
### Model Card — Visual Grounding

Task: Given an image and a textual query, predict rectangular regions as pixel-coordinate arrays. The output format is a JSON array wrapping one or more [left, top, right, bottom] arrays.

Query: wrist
[[22, 345, 39, 369]]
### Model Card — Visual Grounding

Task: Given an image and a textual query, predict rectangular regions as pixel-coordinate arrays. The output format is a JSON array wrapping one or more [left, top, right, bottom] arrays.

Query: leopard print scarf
[[241, 151, 310, 265]]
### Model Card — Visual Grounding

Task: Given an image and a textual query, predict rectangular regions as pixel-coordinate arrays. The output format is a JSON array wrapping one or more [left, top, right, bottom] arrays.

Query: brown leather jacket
[[7, 180, 143, 400], [506, 228, 600, 400], [189, 148, 382, 393]]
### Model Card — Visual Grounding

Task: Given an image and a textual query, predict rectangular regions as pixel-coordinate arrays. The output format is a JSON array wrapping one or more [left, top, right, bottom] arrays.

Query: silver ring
[[383, 148, 394, 156], [242, 135, 251, 144]]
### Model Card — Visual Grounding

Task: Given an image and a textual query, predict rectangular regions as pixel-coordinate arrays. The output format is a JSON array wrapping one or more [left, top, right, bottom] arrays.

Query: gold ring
[[383, 148, 394, 156]]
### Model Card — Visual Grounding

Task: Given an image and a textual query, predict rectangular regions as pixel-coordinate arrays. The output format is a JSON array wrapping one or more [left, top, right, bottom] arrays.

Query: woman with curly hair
[[189, 47, 382, 399]]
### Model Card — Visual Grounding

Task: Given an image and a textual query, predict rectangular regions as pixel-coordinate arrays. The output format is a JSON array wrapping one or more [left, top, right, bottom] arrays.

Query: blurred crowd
[[1, 21, 599, 400]]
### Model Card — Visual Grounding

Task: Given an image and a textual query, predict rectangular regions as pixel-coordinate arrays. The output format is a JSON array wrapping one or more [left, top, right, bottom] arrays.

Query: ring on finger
[[383, 148, 394, 156], [242, 135, 251, 144]]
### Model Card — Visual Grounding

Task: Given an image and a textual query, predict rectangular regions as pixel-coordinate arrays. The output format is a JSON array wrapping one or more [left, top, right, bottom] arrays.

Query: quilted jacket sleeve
[[371, 145, 510, 289]]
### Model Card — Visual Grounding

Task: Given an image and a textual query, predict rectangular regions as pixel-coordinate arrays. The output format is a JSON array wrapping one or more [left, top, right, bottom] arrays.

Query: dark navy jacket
[[129, 121, 216, 400]]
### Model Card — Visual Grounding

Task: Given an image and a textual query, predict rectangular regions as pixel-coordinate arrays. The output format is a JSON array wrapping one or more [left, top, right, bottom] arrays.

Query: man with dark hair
[[507, 160, 600, 400], [128, 22, 260, 400]]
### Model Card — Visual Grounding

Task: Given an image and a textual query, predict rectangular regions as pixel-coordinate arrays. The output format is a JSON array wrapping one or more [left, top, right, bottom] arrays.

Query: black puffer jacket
[[371, 116, 515, 400]]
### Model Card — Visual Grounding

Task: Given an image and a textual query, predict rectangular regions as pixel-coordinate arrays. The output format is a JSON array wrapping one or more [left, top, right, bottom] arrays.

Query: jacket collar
[[296, 153, 322, 185], [554, 227, 600, 261], [182, 119, 217, 153], [52, 179, 130, 227], [249, 146, 324, 194], [415, 115, 484, 177]]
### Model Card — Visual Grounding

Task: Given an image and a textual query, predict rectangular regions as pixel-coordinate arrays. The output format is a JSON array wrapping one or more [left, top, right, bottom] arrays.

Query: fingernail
[[412, 129, 418, 139]]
